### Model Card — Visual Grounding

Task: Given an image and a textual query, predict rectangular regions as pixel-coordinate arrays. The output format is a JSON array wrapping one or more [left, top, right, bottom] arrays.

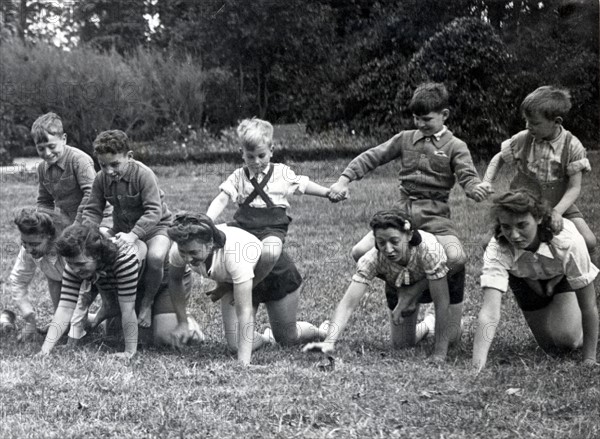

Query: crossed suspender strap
[[242, 164, 276, 207]]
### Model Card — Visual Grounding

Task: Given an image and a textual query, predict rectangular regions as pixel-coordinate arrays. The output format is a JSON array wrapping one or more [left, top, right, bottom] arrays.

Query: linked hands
[[328, 178, 350, 203], [471, 182, 494, 202]]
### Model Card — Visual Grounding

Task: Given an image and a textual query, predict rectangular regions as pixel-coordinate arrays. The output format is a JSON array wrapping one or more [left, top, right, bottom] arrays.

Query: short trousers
[[228, 221, 289, 243], [252, 251, 302, 306], [385, 268, 465, 311], [396, 196, 458, 236], [508, 274, 573, 312]]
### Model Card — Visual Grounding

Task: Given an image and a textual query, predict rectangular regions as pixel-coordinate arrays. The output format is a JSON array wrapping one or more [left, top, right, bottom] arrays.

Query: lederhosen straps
[[242, 164, 276, 208], [232, 164, 291, 230], [510, 131, 572, 208]]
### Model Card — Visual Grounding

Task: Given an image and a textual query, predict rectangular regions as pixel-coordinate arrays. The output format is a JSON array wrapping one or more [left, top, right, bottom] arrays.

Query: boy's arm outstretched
[[304, 181, 331, 198], [482, 152, 505, 184], [206, 191, 230, 221], [550, 171, 583, 232]]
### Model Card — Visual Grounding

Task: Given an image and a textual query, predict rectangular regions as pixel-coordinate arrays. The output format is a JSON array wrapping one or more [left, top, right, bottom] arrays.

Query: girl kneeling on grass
[[303, 209, 463, 362], [472, 190, 598, 372], [166, 212, 324, 365], [37, 223, 201, 359]]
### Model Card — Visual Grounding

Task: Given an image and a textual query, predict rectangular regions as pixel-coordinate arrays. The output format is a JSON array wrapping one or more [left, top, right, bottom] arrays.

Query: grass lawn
[[1, 153, 599, 438]]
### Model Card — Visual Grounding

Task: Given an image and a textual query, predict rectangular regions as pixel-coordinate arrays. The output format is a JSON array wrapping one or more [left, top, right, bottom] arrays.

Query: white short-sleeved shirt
[[219, 163, 310, 208], [352, 230, 449, 287], [169, 224, 262, 285], [481, 219, 598, 292]]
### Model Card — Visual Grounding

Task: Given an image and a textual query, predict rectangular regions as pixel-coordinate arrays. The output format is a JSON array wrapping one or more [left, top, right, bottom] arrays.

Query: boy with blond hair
[[207, 118, 333, 290]]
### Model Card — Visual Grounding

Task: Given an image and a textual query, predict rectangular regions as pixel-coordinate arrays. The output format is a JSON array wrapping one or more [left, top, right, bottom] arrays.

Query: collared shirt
[[352, 231, 449, 287], [341, 128, 481, 200], [58, 246, 140, 310], [481, 219, 598, 292], [500, 128, 590, 182], [219, 163, 310, 208], [8, 247, 65, 299], [169, 225, 261, 285], [37, 145, 96, 223], [82, 160, 172, 240]]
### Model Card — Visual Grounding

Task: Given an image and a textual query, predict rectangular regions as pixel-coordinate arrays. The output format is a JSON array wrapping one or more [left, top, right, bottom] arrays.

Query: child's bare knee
[[351, 245, 364, 262]]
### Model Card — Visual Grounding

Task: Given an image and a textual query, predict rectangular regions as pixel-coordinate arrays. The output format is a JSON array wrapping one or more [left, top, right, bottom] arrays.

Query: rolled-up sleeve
[[480, 239, 513, 293], [352, 248, 379, 285], [8, 247, 36, 302], [281, 165, 310, 195], [563, 236, 599, 289], [566, 137, 591, 176], [219, 170, 241, 201]]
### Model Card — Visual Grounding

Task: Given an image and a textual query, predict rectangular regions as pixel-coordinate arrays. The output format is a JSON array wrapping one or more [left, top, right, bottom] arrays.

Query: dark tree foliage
[[72, 0, 149, 54]]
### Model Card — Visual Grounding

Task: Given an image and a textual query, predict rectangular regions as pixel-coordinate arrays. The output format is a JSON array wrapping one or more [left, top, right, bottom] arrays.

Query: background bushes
[[1, 0, 597, 163]]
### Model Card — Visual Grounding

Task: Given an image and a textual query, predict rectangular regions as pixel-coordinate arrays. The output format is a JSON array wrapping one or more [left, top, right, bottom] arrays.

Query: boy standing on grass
[[206, 118, 333, 296], [328, 83, 491, 339], [482, 86, 597, 264], [81, 130, 173, 329], [32, 112, 96, 224]]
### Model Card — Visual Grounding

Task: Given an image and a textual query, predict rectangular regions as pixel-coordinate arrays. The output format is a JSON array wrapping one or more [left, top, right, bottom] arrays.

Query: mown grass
[[0, 153, 599, 438]]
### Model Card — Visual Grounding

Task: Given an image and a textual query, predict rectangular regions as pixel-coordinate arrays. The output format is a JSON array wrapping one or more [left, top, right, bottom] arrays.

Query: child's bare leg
[[265, 288, 321, 345], [390, 304, 420, 348], [255, 236, 282, 284], [220, 292, 265, 351], [138, 235, 170, 328], [351, 231, 374, 262], [436, 235, 466, 274], [570, 217, 599, 265], [523, 292, 583, 352]]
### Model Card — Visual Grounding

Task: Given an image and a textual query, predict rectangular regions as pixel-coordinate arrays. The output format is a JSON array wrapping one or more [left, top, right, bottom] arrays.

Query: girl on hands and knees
[[304, 209, 463, 363], [167, 212, 323, 365], [472, 190, 598, 372]]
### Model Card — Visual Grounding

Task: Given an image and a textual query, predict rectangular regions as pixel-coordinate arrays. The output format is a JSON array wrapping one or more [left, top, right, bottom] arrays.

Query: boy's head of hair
[[409, 82, 449, 116], [31, 112, 64, 144], [520, 86, 572, 121], [237, 118, 273, 152], [93, 130, 130, 155]]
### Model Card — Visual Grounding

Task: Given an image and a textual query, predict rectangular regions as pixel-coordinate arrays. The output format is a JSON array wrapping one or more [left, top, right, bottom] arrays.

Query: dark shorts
[[228, 221, 289, 243], [252, 251, 302, 306], [508, 274, 573, 312], [396, 197, 458, 236], [385, 269, 465, 311]]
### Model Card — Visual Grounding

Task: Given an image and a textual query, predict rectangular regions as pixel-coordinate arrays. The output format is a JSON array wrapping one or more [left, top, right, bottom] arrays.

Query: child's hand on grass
[[302, 342, 335, 355]]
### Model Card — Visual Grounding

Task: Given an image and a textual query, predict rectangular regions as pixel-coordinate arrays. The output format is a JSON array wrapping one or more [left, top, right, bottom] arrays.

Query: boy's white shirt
[[219, 163, 310, 208]]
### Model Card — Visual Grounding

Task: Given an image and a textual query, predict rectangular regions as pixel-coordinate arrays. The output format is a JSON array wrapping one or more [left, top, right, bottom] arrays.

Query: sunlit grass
[[1, 153, 599, 438]]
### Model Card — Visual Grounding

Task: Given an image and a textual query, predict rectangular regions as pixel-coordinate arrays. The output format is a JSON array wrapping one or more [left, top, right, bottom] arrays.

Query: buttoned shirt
[[352, 231, 449, 287], [82, 160, 172, 240], [481, 219, 598, 292], [219, 163, 310, 208], [341, 128, 481, 200], [36, 145, 96, 223], [500, 128, 590, 182]]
